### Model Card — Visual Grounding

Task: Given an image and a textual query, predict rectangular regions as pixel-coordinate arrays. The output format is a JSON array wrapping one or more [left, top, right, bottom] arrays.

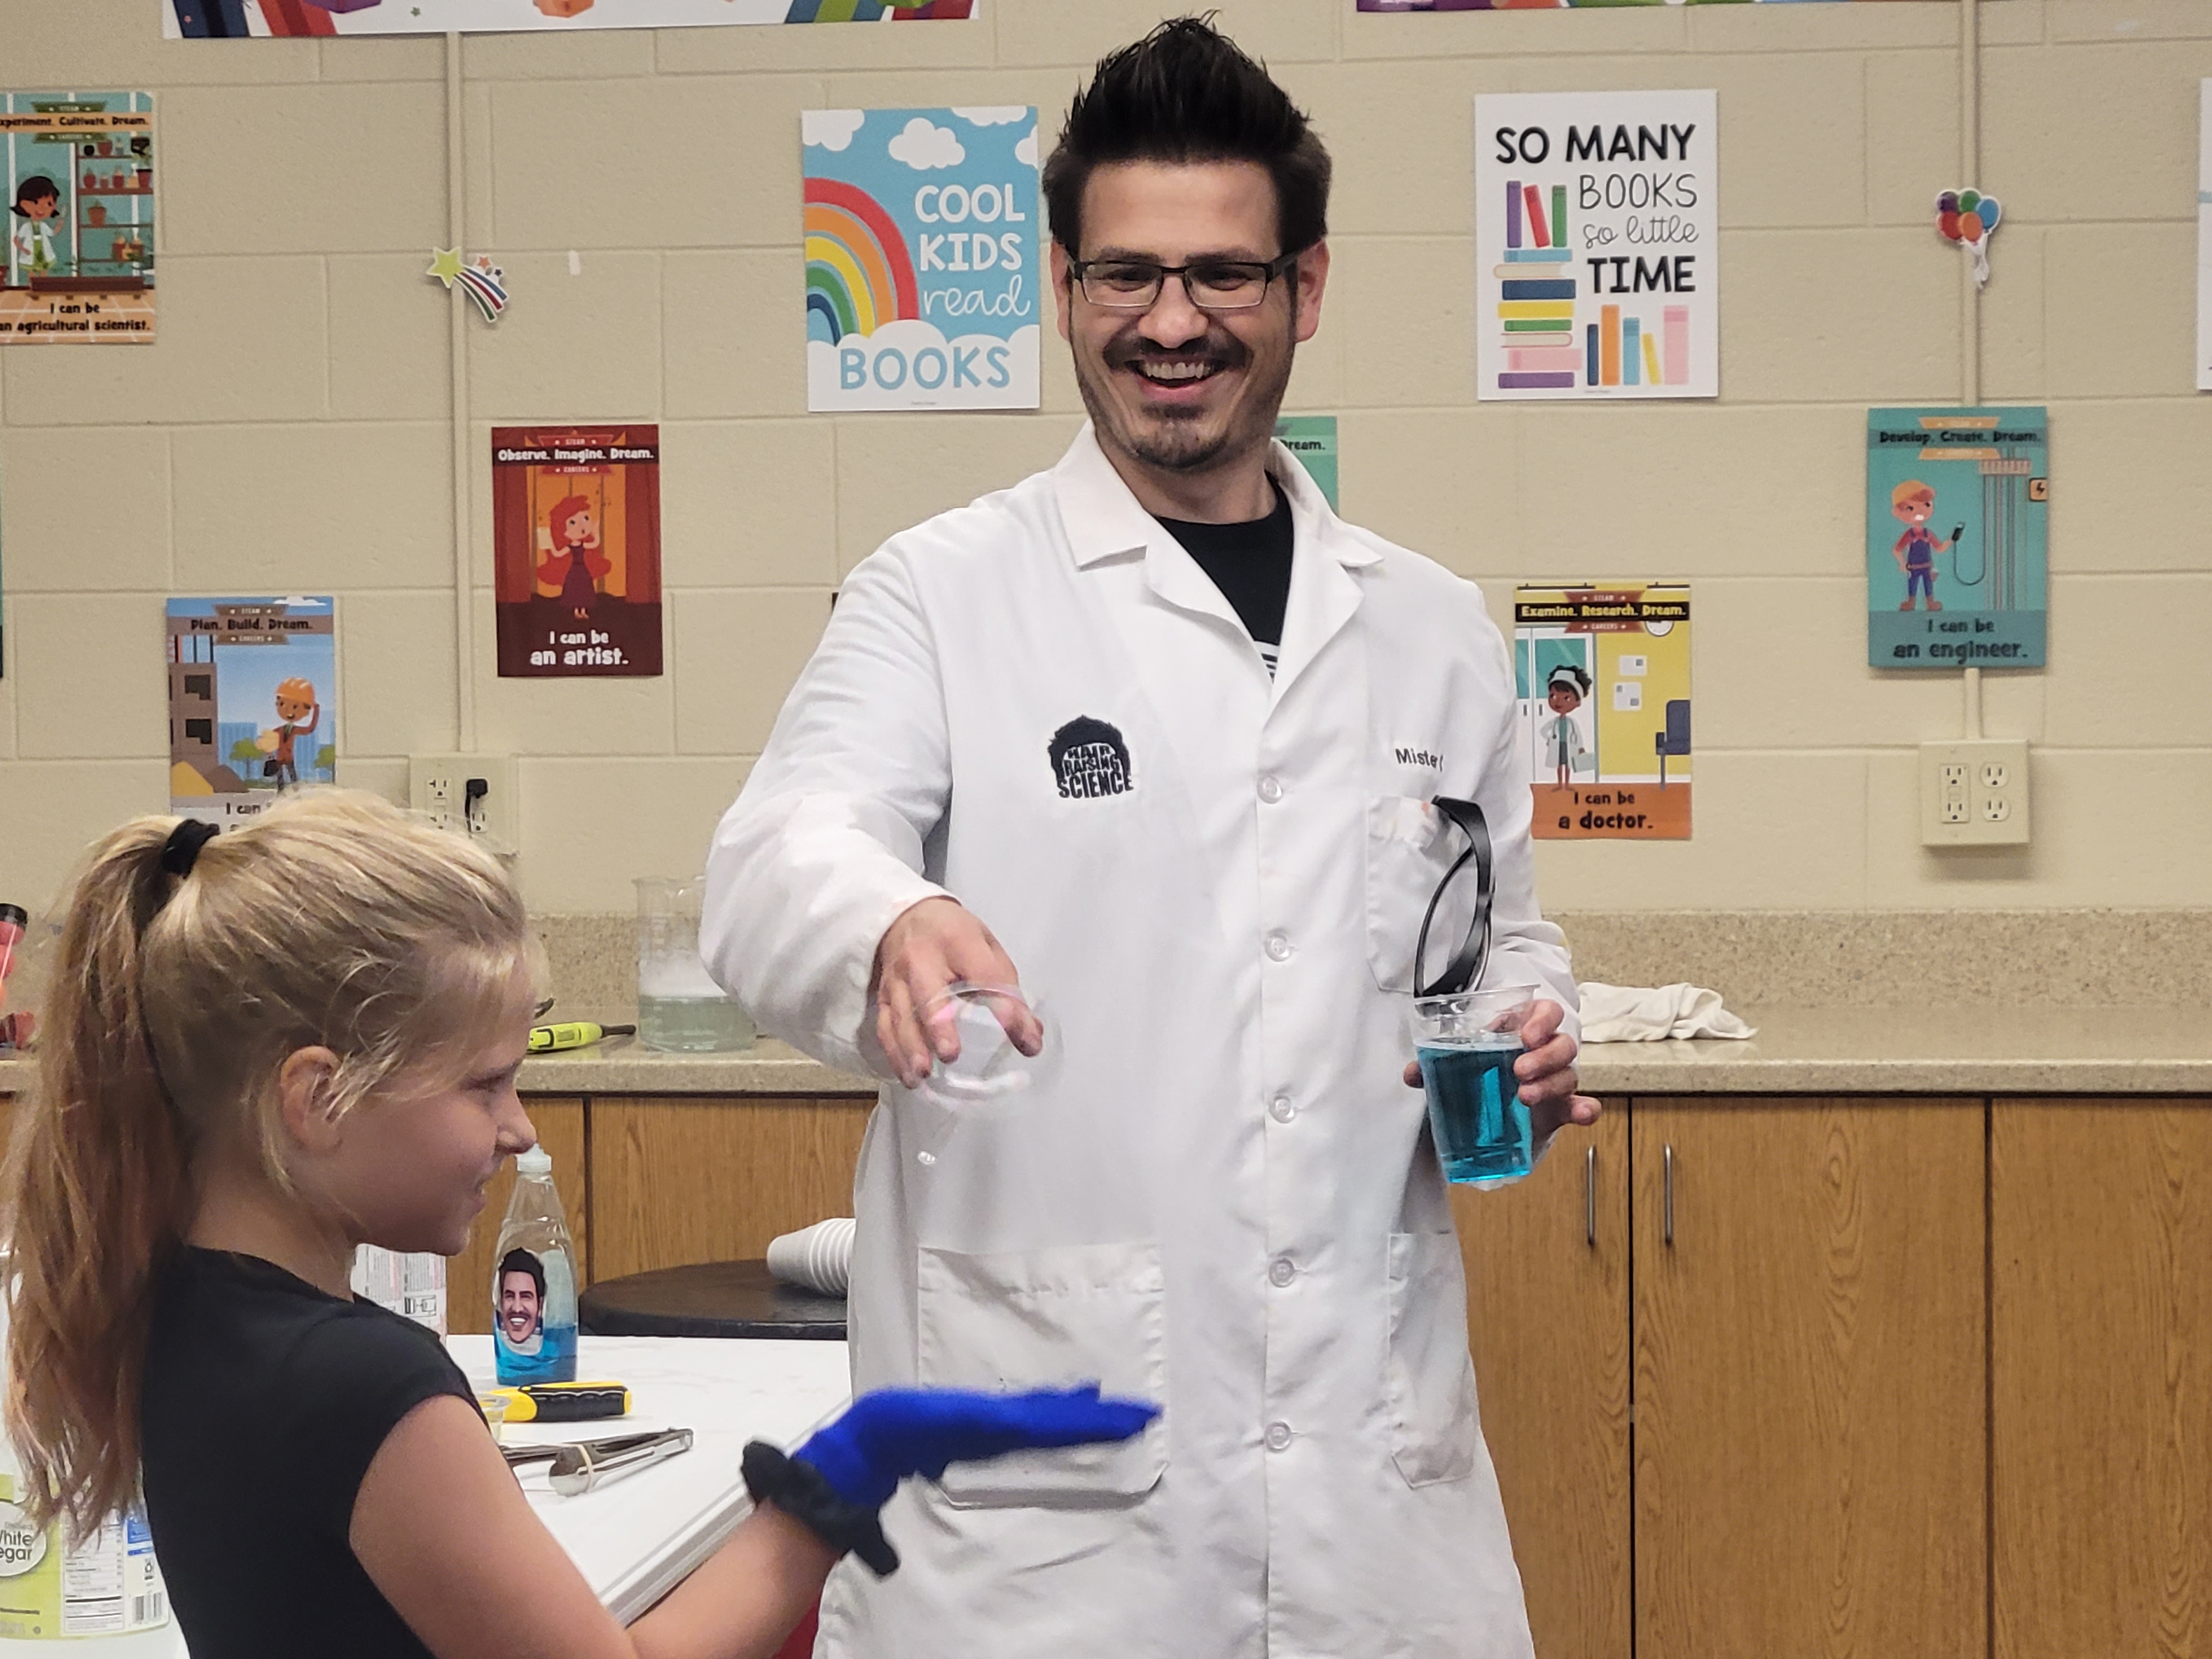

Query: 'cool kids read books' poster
[[1516, 584, 1691, 840], [1866, 408, 2047, 670], [2, 91, 156, 344], [804, 107, 1040, 411], [167, 597, 336, 827], [1474, 90, 1717, 401]]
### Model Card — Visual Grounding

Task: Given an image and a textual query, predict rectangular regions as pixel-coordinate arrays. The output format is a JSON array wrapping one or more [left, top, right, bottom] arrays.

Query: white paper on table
[[94, 1335, 852, 1655]]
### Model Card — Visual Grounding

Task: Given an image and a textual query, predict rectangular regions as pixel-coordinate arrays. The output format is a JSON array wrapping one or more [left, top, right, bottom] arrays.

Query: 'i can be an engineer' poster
[[803, 106, 1040, 411], [1866, 408, 2047, 670]]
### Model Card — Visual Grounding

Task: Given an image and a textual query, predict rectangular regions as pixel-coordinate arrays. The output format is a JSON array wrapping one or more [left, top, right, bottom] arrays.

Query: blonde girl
[[1, 792, 1149, 1659]]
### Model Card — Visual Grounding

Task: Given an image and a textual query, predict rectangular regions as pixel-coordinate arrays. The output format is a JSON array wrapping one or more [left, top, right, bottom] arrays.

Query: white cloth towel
[[1576, 981, 1756, 1042], [764, 1217, 855, 1296]]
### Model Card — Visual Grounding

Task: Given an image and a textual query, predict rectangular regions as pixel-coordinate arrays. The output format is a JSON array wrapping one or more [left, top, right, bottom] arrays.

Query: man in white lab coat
[[705, 20, 1598, 1658]]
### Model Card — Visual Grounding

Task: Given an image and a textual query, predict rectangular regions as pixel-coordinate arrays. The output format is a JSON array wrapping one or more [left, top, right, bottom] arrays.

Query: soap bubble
[[912, 982, 1060, 1109]]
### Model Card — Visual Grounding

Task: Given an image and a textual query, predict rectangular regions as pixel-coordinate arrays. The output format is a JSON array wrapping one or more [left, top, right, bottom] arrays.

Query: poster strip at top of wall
[[1866, 408, 2047, 671], [167, 597, 336, 827], [2, 92, 155, 345], [162, 0, 971, 38], [1363, 1, 1912, 9], [1515, 583, 1690, 840], [493, 426, 663, 678], [804, 107, 1040, 412], [1474, 91, 1717, 401]]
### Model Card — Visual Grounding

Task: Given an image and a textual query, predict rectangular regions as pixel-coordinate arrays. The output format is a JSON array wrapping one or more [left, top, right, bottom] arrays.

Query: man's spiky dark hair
[[1042, 16, 1330, 259]]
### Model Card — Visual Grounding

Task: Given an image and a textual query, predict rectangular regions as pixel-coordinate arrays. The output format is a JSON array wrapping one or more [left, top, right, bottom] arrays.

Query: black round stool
[[579, 1259, 847, 1340]]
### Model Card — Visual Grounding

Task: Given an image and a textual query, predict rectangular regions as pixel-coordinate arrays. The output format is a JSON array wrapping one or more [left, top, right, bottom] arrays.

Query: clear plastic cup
[[909, 983, 1058, 1166], [1409, 984, 1540, 1187]]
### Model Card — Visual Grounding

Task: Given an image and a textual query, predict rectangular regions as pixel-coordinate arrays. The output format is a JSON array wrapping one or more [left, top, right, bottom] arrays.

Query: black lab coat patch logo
[[1049, 716, 1133, 799]]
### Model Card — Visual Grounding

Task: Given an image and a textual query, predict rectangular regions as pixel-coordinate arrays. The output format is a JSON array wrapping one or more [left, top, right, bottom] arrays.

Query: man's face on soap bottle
[[500, 1268, 543, 1348]]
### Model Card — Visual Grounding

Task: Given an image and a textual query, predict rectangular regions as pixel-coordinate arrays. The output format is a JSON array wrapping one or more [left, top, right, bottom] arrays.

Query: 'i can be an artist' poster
[[167, 597, 336, 827], [804, 106, 1040, 411], [1474, 90, 1717, 402], [2, 91, 156, 343], [1515, 583, 1691, 840], [493, 426, 663, 678], [1866, 408, 2047, 670]]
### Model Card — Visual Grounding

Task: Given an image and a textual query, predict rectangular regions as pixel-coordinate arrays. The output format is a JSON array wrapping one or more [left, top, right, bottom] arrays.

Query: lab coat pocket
[[916, 1240, 1169, 1506], [1365, 795, 1474, 995], [1383, 1231, 1479, 1487]]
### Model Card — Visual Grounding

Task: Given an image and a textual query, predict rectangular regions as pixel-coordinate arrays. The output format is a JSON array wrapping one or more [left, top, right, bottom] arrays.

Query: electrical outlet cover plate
[[409, 754, 520, 852], [1919, 740, 2028, 847]]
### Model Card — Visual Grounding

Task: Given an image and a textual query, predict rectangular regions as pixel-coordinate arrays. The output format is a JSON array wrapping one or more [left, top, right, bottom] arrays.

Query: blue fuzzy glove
[[793, 1384, 1159, 1509]]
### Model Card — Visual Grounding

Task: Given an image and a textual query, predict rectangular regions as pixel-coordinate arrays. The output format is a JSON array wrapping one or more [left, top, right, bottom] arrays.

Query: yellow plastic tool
[[479, 1380, 631, 1423]]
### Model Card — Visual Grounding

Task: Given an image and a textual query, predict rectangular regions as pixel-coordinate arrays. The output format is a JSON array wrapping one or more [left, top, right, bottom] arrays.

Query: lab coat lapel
[[1052, 424, 1252, 639], [1270, 442, 1375, 703]]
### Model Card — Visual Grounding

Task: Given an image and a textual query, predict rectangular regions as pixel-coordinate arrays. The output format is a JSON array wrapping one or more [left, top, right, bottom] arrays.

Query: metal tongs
[[500, 1427, 695, 1496]]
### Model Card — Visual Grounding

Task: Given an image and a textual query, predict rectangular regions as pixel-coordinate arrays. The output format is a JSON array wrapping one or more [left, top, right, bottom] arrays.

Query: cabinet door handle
[[1663, 1143, 1675, 1245], [1584, 1146, 1598, 1248]]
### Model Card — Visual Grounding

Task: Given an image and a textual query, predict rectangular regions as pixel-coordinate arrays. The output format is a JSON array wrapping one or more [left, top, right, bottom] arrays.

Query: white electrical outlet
[[409, 755, 520, 853], [1920, 740, 2029, 847]]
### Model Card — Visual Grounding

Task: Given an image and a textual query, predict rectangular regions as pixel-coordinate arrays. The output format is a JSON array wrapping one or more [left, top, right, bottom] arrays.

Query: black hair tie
[[160, 819, 220, 877]]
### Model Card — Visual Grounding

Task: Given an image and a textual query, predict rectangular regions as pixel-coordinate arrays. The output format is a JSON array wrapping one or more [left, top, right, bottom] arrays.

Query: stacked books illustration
[[1496, 179, 1577, 390]]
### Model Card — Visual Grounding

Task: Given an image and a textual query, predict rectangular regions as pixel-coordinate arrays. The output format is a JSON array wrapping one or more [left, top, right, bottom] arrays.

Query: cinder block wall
[[0, 0, 2206, 914]]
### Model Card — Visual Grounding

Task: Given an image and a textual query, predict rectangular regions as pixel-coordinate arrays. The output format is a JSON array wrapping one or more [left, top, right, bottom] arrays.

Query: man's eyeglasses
[[1069, 251, 1300, 312], [1415, 797, 1495, 999]]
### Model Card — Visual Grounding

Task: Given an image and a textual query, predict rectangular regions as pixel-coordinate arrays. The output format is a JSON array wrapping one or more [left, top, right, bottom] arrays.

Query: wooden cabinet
[[1992, 1099, 2212, 1659], [1455, 1108, 1630, 1659], [449, 1097, 586, 1335], [587, 1095, 873, 1282], [1629, 1097, 1987, 1659]]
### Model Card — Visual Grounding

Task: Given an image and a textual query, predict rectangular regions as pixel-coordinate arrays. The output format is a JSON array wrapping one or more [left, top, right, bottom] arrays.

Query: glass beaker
[[634, 877, 754, 1053]]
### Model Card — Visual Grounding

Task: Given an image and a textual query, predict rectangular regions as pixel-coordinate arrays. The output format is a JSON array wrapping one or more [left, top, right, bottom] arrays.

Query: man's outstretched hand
[[871, 896, 1041, 1087]]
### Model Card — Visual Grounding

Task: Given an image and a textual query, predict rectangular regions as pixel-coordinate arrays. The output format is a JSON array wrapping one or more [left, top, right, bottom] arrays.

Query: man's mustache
[[1105, 331, 1248, 371]]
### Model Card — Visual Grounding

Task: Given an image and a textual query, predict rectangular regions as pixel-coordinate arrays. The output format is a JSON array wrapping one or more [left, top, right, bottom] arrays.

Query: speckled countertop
[[5, 1008, 2205, 1099]]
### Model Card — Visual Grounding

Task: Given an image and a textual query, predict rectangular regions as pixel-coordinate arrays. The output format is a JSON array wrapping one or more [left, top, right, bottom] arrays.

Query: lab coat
[[704, 426, 1577, 1659]]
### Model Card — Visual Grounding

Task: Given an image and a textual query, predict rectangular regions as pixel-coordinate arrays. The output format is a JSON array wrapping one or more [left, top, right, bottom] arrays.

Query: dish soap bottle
[[493, 1147, 578, 1384]]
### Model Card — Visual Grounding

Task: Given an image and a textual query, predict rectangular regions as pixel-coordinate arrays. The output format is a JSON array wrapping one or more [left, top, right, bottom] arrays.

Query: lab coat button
[[1264, 932, 1291, 962], [1269, 1095, 1296, 1124], [1265, 1421, 1293, 1452], [1268, 1256, 1297, 1288], [1257, 774, 1283, 804]]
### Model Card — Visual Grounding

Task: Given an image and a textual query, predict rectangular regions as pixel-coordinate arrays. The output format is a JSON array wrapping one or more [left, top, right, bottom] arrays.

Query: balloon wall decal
[[1936, 188, 2002, 289]]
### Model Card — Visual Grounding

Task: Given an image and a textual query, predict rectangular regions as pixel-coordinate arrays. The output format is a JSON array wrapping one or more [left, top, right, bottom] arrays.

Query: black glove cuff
[[741, 1441, 901, 1578]]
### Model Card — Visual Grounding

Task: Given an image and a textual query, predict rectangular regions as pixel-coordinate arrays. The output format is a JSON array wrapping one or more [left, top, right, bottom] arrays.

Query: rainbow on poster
[[804, 178, 918, 343]]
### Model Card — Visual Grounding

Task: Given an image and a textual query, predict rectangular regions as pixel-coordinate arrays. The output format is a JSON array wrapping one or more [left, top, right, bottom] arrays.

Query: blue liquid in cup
[[1418, 1036, 1533, 1186]]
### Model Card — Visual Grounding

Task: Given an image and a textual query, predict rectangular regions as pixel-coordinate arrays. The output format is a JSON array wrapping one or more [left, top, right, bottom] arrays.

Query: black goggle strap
[[1412, 795, 1494, 1000]]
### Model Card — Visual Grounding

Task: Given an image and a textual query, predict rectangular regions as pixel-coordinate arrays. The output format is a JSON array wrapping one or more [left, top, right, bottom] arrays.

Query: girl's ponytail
[[2, 818, 194, 1539]]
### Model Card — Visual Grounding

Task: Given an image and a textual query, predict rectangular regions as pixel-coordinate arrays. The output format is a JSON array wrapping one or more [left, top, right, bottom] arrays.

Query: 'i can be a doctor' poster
[[804, 106, 1040, 411], [1475, 91, 1717, 402], [1866, 408, 2047, 670], [1515, 584, 1691, 840], [167, 597, 336, 827]]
